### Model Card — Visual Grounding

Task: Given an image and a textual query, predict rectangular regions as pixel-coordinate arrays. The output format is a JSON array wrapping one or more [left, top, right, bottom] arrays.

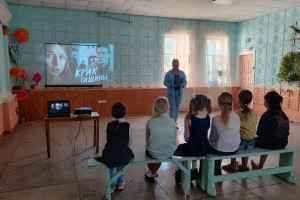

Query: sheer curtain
[[169, 25, 231, 109], [206, 35, 231, 87], [163, 25, 190, 76], [189, 25, 231, 87]]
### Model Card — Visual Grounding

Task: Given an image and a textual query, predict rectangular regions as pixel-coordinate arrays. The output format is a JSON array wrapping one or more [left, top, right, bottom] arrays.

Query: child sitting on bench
[[144, 97, 177, 182], [95, 102, 134, 193], [209, 92, 241, 175], [222, 90, 258, 172], [174, 94, 212, 181], [251, 91, 290, 169]]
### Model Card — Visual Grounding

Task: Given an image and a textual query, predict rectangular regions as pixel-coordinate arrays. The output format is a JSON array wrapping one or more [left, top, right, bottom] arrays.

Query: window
[[205, 36, 230, 86], [163, 33, 190, 74]]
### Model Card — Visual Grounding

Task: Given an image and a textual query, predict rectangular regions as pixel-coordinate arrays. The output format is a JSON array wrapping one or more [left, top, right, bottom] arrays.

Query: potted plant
[[277, 24, 300, 84], [276, 51, 300, 84], [289, 25, 300, 38], [217, 70, 224, 77]]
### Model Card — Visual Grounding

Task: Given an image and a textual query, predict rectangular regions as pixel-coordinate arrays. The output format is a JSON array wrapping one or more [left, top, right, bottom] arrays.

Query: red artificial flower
[[19, 68, 29, 80], [33, 72, 42, 85], [16, 89, 28, 101], [10, 67, 22, 78], [14, 28, 29, 42]]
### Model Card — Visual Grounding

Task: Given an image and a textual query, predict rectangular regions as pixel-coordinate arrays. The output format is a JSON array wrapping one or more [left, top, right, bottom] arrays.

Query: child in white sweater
[[209, 92, 241, 175]]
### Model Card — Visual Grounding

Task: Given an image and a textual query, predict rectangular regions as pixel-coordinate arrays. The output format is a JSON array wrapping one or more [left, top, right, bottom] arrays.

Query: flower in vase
[[16, 89, 28, 101], [9, 67, 22, 78], [10, 67, 30, 90], [33, 72, 42, 85], [20, 68, 29, 81], [14, 28, 29, 42]]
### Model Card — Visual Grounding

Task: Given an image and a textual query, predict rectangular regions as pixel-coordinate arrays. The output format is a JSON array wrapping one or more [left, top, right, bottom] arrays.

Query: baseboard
[[3, 121, 19, 135], [0, 132, 5, 141]]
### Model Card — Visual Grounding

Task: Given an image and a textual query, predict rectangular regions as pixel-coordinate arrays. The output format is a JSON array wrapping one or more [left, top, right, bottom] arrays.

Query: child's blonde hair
[[185, 94, 212, 120], [218, 92, 233, 129], [152, 96, 169, 118]]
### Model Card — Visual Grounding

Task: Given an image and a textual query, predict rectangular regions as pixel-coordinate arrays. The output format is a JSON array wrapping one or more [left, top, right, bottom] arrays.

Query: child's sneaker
[[110, 183, 116, 194], [117, 180, 125, 190], [221, 162, 238, 173], [144, 171, 158, 182]]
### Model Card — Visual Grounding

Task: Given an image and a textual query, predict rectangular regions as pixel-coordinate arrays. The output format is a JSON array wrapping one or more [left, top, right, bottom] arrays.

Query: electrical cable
[[73, 116, 88, 155], [0, 175, 8, 191], [39, 116, 88, 155], [0, 117, 89, 192]]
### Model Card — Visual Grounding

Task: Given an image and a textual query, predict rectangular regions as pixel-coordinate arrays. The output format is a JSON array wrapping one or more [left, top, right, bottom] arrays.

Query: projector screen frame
[[45, 42, 113, 87]]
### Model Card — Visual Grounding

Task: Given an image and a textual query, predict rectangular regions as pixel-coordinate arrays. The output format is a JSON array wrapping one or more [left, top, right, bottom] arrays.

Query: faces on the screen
[[100, 48, 109, 66], [96, 47, 101, 65], [46, 44, 68, 77], [96, 47, 109, 66], [55, 103, 63, 110]]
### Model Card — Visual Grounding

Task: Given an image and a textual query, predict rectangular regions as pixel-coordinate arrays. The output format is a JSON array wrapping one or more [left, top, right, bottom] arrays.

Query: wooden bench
[[88, 155, 203, 200], [197, 145, 299, 196]]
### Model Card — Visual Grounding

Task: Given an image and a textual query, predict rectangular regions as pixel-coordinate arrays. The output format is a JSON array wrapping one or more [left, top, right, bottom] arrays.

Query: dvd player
[[74, 107, 92, 115]]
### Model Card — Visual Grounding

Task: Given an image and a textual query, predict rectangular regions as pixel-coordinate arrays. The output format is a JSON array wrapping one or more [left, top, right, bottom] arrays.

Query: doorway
[[239, 54, 254, 92]]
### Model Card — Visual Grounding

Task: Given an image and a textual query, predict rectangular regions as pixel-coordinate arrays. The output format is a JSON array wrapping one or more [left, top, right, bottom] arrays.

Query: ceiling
[[5, 0, 300, 22]]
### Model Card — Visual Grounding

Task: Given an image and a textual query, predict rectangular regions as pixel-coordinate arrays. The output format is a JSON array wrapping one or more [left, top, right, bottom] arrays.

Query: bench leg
[[275, 152, 297, 183], [206, 159, 216, 196], [181, 160, 191, 196], [105, 168, 111, 200], [104, 163, 132, 199], [172, 159, 191, 196], [196, 159, 208, 191]]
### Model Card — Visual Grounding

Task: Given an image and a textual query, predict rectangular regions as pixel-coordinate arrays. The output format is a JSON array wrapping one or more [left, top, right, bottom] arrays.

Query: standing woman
[[163, 59, 187, 124]]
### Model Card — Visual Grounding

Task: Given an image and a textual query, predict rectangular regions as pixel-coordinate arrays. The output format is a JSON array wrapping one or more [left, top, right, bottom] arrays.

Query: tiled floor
[[0, 112, 299, 200]]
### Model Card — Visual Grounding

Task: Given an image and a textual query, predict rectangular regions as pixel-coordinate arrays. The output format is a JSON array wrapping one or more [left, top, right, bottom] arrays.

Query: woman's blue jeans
[[109, 166, 123, 187], [168, 90, 183, 123]]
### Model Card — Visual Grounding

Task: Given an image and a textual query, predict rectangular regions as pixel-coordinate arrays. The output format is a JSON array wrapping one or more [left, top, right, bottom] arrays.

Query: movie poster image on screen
[[47, 100, 70, 117], [46, 43, 114, 86]]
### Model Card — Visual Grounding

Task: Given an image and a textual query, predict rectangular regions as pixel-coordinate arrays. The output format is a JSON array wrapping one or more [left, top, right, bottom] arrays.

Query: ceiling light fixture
[[210, 0, 238, 5]]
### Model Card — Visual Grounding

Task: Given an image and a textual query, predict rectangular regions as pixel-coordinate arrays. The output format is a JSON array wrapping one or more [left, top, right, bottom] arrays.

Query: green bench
[[88, 155, 202, 200], [197, 145, 299, 196]]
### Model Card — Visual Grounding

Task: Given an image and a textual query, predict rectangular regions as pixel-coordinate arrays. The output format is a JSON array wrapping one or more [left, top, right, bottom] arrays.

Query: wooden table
[[44, 112, 100, 158]]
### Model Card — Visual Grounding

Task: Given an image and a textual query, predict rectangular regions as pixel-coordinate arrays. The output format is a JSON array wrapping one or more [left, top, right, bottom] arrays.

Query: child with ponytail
[[144, 97, 177, 182], [222, 90, 258, 172], [208, 92, 241, 175], [96, 102, 134, 193], [174, 94, 212, 182]]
